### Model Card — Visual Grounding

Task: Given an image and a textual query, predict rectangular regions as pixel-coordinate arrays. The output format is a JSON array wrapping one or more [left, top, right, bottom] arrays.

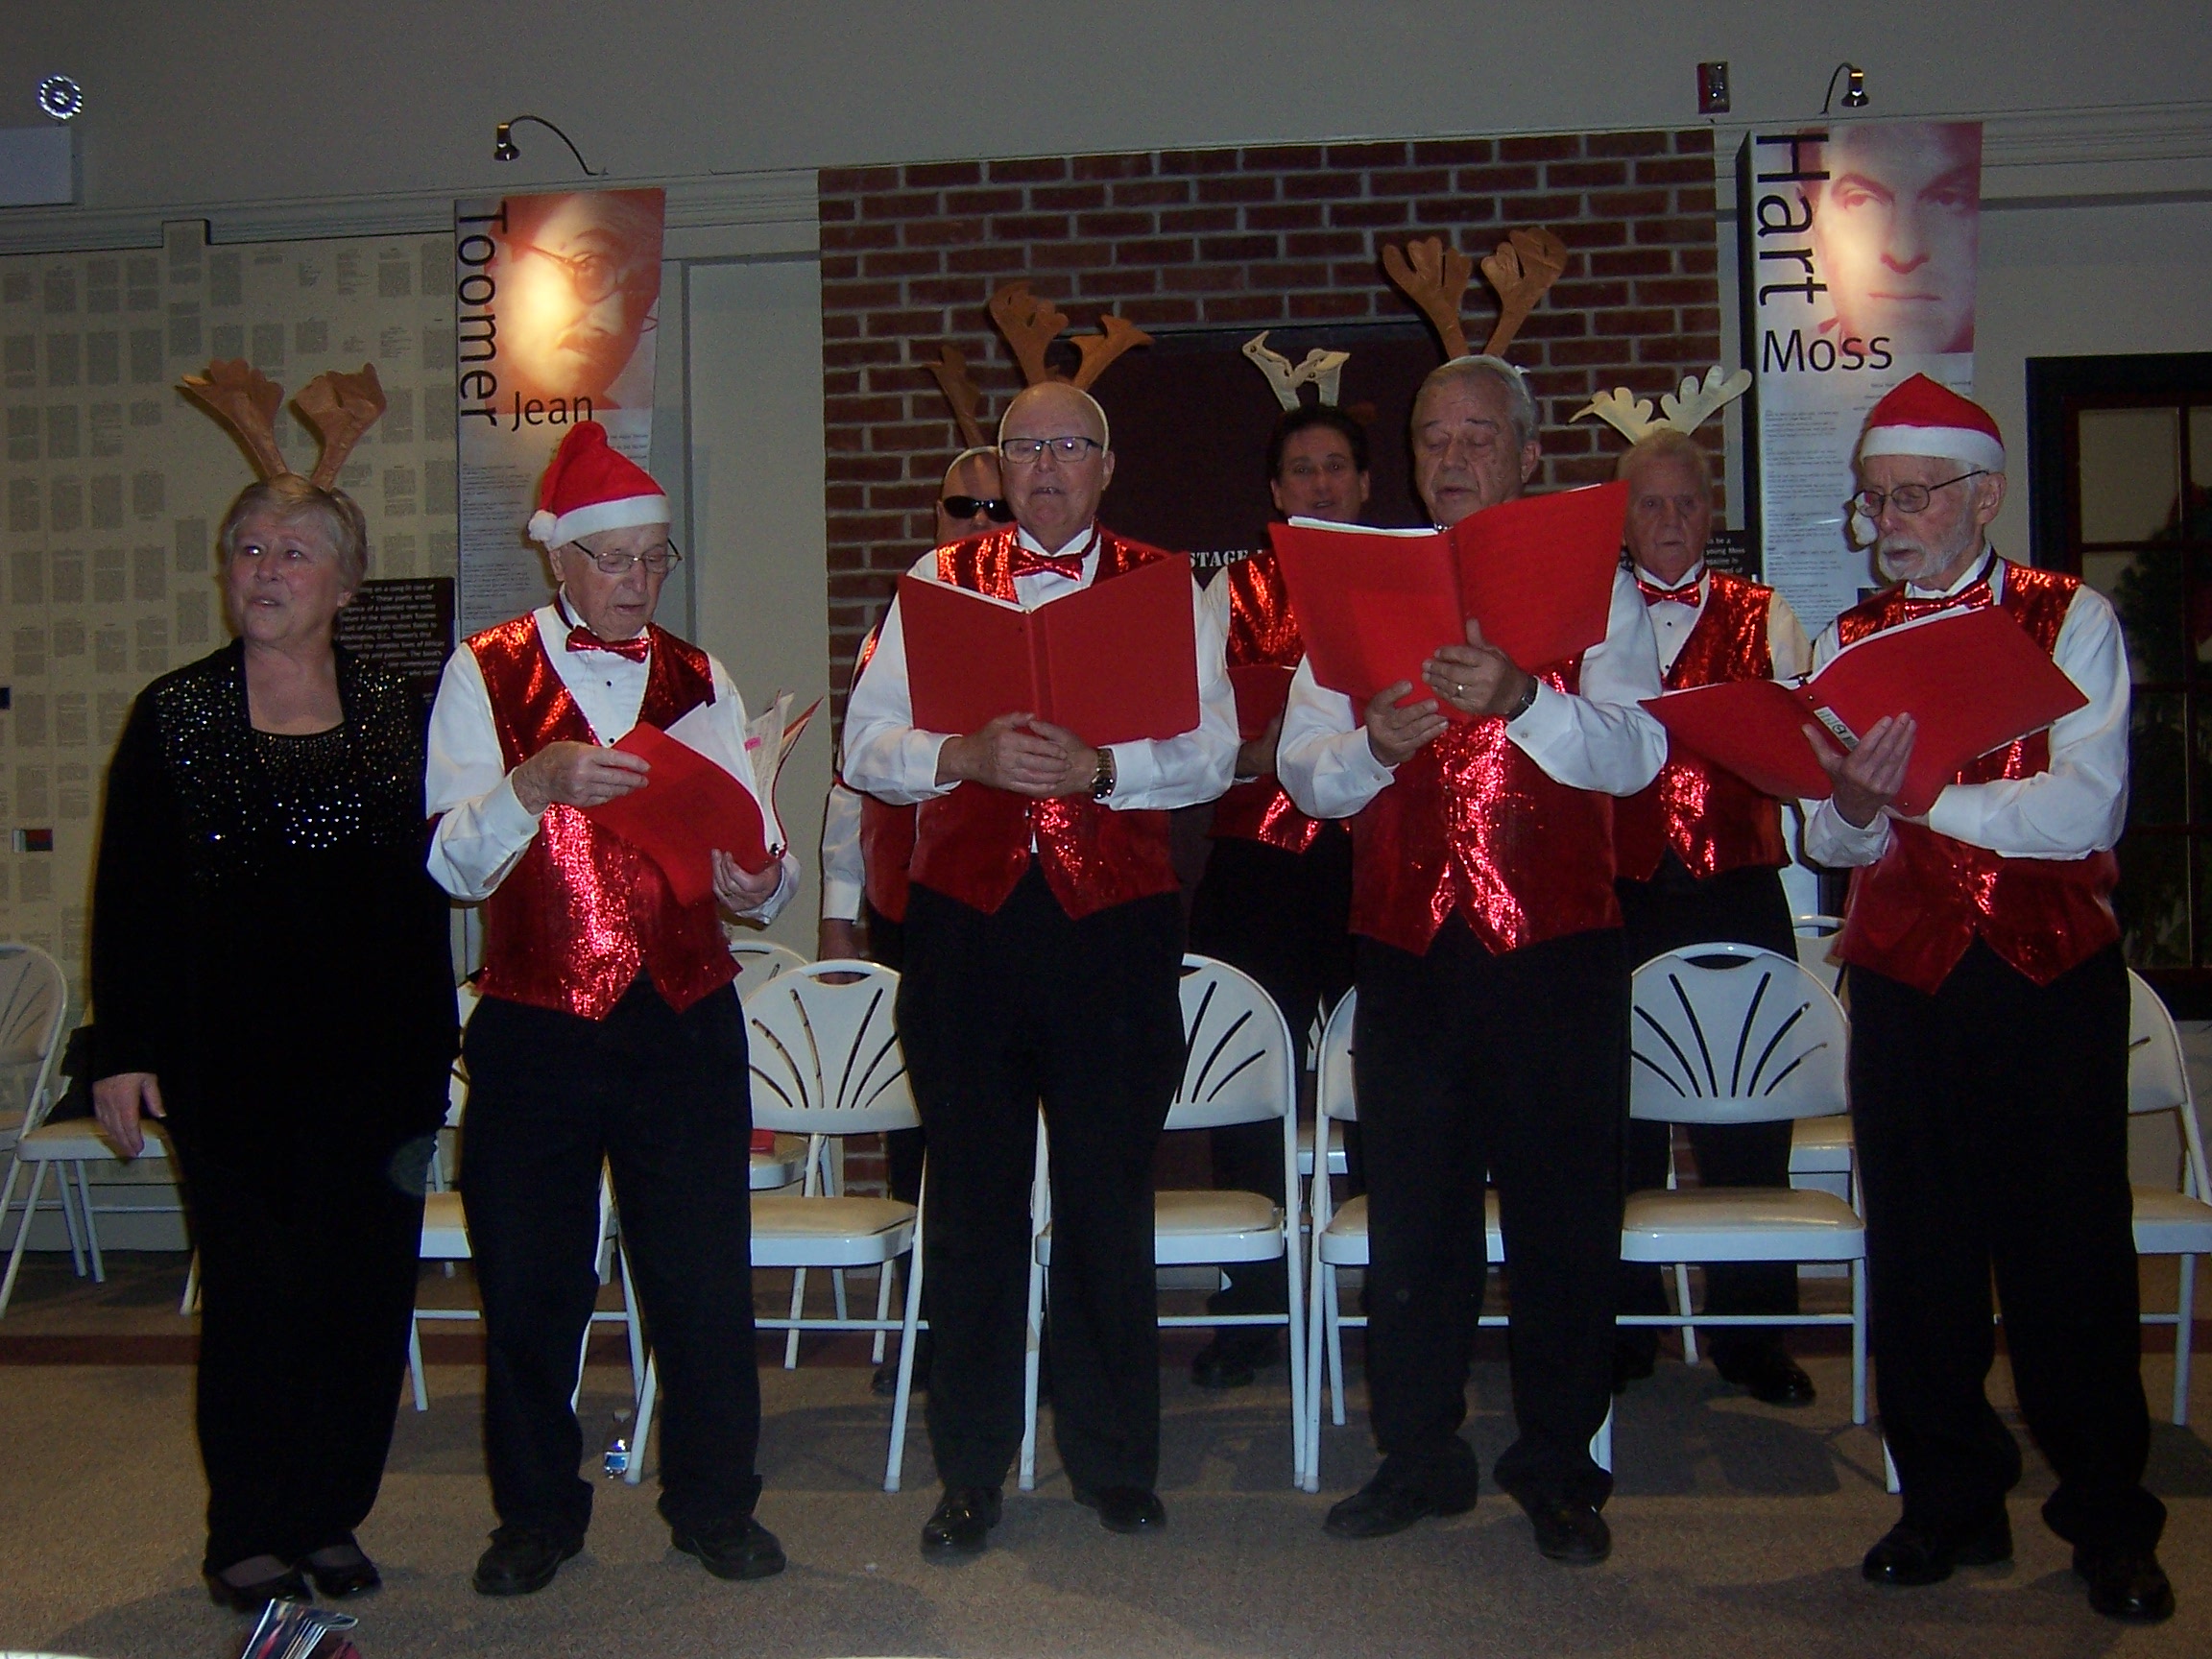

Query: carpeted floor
[[1, 1254, 2205, 1658]]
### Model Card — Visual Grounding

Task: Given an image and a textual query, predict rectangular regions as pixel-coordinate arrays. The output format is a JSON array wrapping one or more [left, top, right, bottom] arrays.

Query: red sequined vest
[[469, 614, 738, 1020], [908, 527, 1184, 919], [843, 624, 916, 923], [1352, 656, 1621, 956], [1835, 560, 2119, 994], [1210, 547, 1330, 854], [1616, 572, 1789, 882]]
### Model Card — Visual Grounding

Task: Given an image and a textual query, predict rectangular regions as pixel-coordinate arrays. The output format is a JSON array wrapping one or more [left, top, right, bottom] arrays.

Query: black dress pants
[[169, 1118, 426, 1575], [1187, 828, 1358, 1310], [898, 868, 1185, 1491], [461, 978, 761, 1540], [1354, 921, 1628, 1508], [1849, 940, 2163, 1552], [1616, 857, 1801, 1366]]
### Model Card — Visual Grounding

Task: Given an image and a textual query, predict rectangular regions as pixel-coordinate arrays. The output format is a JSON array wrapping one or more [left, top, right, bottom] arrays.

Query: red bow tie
[[566, 626, 651, 662], [1005, 533, 1096, 583], [1635, 575, 1701, 610], [1894, 574, 1995, 623]]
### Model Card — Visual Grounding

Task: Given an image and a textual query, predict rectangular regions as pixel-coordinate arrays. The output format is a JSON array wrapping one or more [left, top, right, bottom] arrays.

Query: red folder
[[1227, 664, 1294, 738], [583, 723, 774, 906], [1269, 480, 1627, 712], [1644, 605, 2091, 817], [899, 554, 1201, 747]]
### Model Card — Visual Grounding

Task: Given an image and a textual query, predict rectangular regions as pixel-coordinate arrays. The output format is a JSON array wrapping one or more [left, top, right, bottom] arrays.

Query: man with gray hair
[[1280, 355, 1666, 1565], [845, 380, 1237, 1557]]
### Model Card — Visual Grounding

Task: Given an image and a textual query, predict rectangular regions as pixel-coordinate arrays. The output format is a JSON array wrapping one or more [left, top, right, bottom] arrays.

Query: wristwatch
[[1504, 675, 1540, 722], [1090, 746, 1118, 801]]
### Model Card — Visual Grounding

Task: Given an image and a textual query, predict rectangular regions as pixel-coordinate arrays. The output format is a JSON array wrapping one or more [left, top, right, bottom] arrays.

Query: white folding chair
[[1623, 944, 1867, 1430], [2125, 970, 2212, 1426], [1017, 954, 1308, 1490], [407, 1166, 640, 1413], [727, 938, 808, 1000], [0, 946, 74, 1318], [1300, 989, 1606, 1490], [630, 959, 926, 1491], [0, 948, 195, 1318], [1791, 912, 1846, 994]]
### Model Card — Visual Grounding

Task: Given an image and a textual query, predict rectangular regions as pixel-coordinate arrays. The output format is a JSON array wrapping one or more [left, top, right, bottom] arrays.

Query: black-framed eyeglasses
[[575, 538, 683, 576], [941, 494, 1016, 523], [1852, 470, 1989, 517], [998, 435, 1104, 465], [512, 241, 657, 306]]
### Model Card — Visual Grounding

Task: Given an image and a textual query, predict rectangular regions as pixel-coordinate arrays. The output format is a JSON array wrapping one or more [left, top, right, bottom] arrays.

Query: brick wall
[[818, 128, 1720, 715]]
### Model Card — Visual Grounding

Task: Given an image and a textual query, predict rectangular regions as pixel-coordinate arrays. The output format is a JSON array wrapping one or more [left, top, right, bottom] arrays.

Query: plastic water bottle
[[603, 1408, 633, 1478]]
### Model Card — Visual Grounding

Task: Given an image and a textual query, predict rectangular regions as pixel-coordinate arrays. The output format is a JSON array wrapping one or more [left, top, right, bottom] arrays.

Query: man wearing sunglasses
[[843, 380, 1237, 1557], [820, 446, 1012, 1395], [427, 421, 796, 1595], [1801, 375, 2167, 1622]]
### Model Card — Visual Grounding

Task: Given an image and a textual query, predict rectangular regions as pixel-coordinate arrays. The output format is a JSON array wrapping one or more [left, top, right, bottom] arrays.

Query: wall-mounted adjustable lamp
[[1821, 63, 1869, 115], [492, 114, 603, 176]]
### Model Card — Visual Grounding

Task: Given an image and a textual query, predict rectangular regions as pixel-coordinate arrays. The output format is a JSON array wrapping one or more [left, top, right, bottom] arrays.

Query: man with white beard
[[1803, 374, 2169, 1623]]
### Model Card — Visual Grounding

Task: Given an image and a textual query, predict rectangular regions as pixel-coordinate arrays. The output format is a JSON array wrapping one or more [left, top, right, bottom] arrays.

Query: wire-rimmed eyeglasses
[[1852, 470, 1989, 517], [573, 539, 684, 576], [998, 435, 1104, 466]]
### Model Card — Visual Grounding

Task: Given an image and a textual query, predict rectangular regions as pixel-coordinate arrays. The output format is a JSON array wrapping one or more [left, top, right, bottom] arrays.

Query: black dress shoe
[[1714, 1346, 1817, 1407], [921, 1486, 1001, 1558], [472, 1527, 583, 1597], [1072, 1484, 1166, 1533], [1190, 1327, 1280, 1390], [204, 1564, 310, 1613], [2074, 1546, 2176, 1623], [301, 1545, 381, 1599], [672, 1516, 785, 1581], [1518, 1497, 1611, 1565], [1862, 1512, 2010, 1587], [1324, 1465, 1478, 1540]]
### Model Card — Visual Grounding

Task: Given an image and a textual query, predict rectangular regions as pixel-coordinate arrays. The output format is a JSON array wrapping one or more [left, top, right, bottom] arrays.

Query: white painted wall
[[4, 3, 2205, 210], [685, 256, 830, 954]]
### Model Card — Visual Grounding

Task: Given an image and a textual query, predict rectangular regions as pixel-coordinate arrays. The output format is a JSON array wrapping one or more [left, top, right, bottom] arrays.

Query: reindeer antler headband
[[1381, 228, 1568, 364], [180, 358, 388, 491], [1570, 365, 1753, 444], [917, 282, 1154, 453]]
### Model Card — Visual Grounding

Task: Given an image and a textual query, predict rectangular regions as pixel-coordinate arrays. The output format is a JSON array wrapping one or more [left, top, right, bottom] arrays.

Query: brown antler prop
[[988, 281, 1071, 387], [180, 359, 290, 481], [1069, 314, 1155, 391], [1479, 227, 1568, 358], [922, 345, 989, 449], [1382, 237, 1474, 361], [294, 362, 388, 490]]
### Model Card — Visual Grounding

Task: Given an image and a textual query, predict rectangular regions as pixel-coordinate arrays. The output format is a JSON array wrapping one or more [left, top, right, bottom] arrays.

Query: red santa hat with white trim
[[1858, 373, 2005, 473], [527, 421, 669, 548]]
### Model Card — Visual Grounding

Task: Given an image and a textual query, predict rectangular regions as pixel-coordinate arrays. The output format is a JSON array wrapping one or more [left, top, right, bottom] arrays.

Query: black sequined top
[[90, 642, 458, 1159]]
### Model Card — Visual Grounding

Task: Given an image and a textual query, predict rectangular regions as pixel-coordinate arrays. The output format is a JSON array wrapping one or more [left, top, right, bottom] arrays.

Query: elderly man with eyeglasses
[[844, 380, 1237, 1557], [426, 421, 797, 1596], [1801, 375, 2168, 1623]]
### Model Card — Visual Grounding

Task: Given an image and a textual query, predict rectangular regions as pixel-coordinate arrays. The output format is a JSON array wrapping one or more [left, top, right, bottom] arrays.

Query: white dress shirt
[[840, 525, 1238, 811], [1637, 563, 1812, 681], [1278, 565, 1669, 818], [819, 781, 864, 922], [1800, 549, 2130, 868], [426, 601, 798, 922]]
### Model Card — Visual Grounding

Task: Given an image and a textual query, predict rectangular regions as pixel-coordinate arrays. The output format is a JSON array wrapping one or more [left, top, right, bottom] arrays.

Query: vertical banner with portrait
[[451, 188, 665, 635], [1737, 122, 1981, 637]]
